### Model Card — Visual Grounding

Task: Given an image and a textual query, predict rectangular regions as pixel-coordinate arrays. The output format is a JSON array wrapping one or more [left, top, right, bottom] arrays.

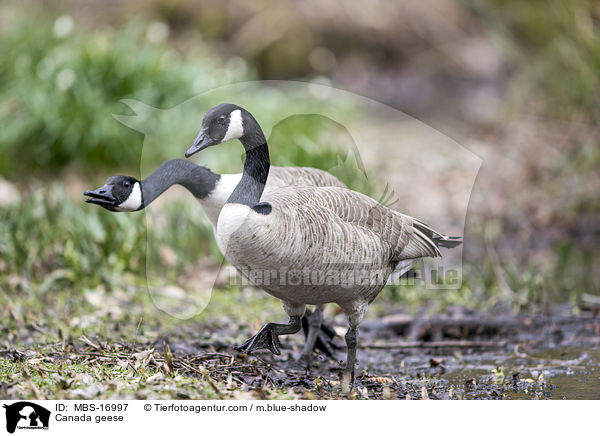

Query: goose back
[[267, 166, 346, 190], [216, 185, 440, 307], [197, 166, 346, 226]]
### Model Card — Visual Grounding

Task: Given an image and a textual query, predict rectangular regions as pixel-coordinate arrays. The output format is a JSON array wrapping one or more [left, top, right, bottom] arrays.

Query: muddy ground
[[3, 304, 598, 400]]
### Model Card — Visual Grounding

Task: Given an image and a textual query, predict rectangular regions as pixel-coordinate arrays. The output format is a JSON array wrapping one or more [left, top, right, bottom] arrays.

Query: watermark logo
[[2, 402, 50, 434], [109, 81, 481, 319]]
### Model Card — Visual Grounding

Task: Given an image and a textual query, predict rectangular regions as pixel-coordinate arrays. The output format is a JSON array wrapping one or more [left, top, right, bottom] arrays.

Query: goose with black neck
[[185, 105, 273, 215], [185, 103, 463, 385], [84, 158, 346, 356]]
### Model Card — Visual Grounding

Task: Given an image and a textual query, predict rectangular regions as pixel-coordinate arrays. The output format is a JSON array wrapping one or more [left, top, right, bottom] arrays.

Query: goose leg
[[342, 301, 368, 387], [301, 305, 337, 360], [344, 327, 359, 385], [236, 315, 302, 355], [301, 306, 323, 363]]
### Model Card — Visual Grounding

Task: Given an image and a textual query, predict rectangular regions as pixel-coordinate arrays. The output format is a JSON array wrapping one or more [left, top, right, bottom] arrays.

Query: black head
[[84, 175, 142, 212], [185, 103, 263, 158]]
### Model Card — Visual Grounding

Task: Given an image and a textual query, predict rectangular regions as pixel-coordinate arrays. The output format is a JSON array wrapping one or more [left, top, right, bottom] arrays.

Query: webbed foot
[[236, 315, 302, 355], [236, 323, 283, 355]]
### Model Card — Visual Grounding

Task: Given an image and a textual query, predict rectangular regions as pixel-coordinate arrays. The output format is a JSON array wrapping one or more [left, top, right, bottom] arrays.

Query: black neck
[[227, 142, 270, 206], [140, 159, 220, 207]]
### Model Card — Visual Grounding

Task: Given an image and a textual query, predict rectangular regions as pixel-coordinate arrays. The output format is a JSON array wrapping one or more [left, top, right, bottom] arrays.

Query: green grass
[[0, 5, 250, 178], [0, 186, 146, 286], [0, 5, 363, 181], [0, 354, 292, 400]]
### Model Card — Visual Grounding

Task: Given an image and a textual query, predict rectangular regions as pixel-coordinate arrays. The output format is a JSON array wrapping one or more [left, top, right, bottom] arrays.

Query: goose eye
[[123, 181, 130, 188], [218, 115, 226, 123]]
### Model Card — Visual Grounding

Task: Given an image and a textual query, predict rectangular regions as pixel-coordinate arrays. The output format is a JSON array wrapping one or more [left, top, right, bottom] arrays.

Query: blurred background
[[1, 0, 599, 398]]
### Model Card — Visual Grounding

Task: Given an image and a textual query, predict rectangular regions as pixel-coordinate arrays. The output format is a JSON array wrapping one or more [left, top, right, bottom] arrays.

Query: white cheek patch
[[221, 109, 244, 142], [116, 182, 142, 211]]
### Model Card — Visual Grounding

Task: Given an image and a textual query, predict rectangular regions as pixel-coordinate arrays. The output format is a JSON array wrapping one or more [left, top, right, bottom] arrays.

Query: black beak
[[84, 185, 117, 209], [185, 128, 215, 158]]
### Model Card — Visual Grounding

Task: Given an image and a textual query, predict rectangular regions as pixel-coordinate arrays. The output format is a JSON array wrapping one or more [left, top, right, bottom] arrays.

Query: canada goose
[[83, 158, 344, 355], [185, 103, 462, 384]]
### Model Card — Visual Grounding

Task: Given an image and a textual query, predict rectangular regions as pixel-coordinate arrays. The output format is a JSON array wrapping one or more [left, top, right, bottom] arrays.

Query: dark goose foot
[[236, 316, 301, 355]]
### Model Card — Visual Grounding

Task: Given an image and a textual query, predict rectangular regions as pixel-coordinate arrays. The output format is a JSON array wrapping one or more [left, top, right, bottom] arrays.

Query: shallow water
[[356, 346, 600, 399]]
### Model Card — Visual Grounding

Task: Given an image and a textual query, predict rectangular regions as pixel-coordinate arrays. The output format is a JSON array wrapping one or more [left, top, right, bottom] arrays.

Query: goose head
[[185, 103, 264, 157], [84, 175, 143, 212]]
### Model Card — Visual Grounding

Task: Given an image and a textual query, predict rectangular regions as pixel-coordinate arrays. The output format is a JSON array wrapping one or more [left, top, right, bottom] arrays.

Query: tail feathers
[[411, 225, 441, 258], [433, 235, 462, 249], [412, 218, 462, 256]]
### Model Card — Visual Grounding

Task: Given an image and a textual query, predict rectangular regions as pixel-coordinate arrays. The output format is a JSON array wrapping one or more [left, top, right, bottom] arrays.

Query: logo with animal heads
[[3, 402, 50, 434]]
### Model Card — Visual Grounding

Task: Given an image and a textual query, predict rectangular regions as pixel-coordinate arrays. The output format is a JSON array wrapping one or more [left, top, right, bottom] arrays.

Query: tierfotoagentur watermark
[[229, 265, 461, 288]]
